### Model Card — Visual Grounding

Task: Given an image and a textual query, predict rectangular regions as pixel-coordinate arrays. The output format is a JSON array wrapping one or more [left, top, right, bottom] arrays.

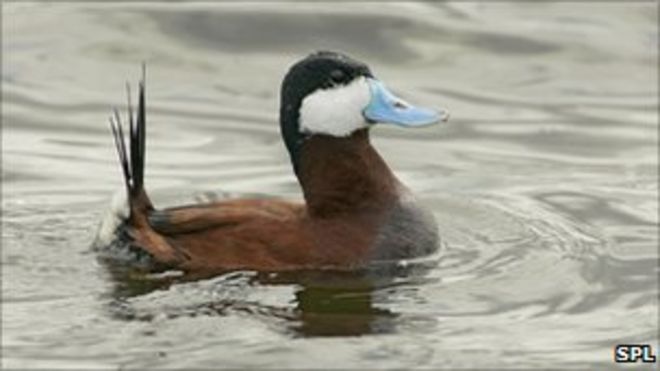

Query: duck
[[96, 51, 449, 276]]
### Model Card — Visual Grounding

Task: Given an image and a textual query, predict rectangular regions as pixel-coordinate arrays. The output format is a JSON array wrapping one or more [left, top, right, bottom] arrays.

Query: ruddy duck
[[96, 51, 449, 275]]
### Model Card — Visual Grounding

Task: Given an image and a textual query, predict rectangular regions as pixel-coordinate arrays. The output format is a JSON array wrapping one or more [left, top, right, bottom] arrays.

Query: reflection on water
[[293, 284, 397, 337], [104, 260, 429, 337], [3, 2, 658, 369]]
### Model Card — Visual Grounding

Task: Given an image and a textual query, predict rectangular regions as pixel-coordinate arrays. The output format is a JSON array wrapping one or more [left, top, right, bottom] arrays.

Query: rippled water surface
[[3, 2, 658, 369]]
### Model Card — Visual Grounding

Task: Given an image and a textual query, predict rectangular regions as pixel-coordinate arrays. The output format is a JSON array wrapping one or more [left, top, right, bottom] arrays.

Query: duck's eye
[[329, 69, 345, 83]]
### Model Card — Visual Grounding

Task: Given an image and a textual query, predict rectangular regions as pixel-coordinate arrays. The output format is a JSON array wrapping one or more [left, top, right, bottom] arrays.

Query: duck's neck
[[296, 129, 401, 218]]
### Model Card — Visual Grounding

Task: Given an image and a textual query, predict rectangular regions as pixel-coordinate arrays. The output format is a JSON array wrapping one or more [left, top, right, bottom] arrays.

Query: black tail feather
[[125, 82, 135, 173], [134, 67, 146, 194], [109, 113, 131, 195], [109, 66, 150, 215]]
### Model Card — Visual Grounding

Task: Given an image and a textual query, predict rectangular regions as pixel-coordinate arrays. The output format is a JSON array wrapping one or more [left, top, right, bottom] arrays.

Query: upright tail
[[109, 64, 153, 220], [102, 65, 186, 267]]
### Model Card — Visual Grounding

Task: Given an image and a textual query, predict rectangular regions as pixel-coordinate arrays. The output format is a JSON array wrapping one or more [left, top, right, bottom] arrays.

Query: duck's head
[[280, 51, 449, 174]]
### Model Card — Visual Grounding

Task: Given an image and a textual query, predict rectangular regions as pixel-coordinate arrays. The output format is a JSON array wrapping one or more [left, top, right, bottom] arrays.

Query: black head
[[279, 51, 448, 177], [279, 51, 373, 174]]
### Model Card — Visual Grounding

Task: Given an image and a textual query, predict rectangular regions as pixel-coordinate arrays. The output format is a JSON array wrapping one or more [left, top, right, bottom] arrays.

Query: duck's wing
[[148, 199, 304, 236]]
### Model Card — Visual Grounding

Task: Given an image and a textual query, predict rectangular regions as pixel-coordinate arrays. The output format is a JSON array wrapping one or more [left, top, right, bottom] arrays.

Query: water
[[3, 2, 658, 369]]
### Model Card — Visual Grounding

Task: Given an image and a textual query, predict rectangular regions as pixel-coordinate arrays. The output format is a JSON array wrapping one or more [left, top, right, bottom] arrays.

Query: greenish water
[[3, 2, 658, 369]]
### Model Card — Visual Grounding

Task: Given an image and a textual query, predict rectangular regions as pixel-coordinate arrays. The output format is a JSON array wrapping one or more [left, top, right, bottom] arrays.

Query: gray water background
[[3, 2, 658, 369]]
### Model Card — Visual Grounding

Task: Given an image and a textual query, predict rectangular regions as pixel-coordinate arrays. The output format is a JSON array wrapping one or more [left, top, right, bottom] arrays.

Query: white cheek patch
[[299, 76, 371, 137]]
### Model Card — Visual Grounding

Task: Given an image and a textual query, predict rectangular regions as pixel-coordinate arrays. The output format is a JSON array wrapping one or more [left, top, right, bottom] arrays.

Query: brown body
[[128, 129, 433, 275]]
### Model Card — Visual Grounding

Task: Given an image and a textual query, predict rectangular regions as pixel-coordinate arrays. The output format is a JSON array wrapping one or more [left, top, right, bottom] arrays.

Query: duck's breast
[[370, 194, 439, 261]]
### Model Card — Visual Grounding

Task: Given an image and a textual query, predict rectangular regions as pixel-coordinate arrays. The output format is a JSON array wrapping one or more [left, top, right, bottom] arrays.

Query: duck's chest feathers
[[297, 130, 439, 260], [369, 195, 439, 261]]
